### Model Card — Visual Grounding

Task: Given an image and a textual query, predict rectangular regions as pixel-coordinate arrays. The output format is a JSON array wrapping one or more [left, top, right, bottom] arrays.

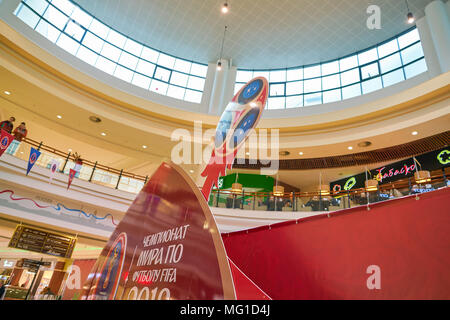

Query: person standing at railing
[[0, 116, 15, 133], [6, 122, 27, 155]]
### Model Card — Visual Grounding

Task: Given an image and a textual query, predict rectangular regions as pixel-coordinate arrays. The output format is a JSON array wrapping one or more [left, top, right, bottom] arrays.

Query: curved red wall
[[223, 188, 450, 299]]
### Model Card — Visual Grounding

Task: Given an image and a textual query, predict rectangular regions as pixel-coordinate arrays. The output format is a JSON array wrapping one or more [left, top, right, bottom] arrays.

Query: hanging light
[[365, 179, 378, 191], [414, 170, 431, 184], [217, 26, 227, 71], [405, 0, 415, 23], [318, 185, 330, 196], [232, 173, 242, 194], [221, 2, 229, 14], [273, 174, 284, 196]]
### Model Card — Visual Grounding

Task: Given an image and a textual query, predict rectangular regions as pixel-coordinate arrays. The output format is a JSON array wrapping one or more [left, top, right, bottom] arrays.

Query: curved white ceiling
[[74, 0, 436, 69]]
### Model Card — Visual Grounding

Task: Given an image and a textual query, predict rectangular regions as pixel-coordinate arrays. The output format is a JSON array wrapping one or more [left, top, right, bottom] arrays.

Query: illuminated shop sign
[[330, 147, 449, 192]]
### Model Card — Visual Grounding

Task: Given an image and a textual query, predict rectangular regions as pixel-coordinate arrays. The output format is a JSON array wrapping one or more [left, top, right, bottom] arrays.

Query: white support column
[[424, 0, 450, 73], [416, 17, 441, 78]]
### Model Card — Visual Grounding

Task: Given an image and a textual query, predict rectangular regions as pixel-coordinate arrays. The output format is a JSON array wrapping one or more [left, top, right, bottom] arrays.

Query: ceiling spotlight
[[221, 2, 229, 13], [101, 132, 106, 136], [411, 131, 418, 135], [298, 152, 303, 155], [407, 12, 415, 24], [216, 61, 222, 71], [68, 148, 72, 152], [348, 146, 353, 150], [4, 91, 11, 95], [142, 145, 147, 149], [56, 115, 62, 119], [189, 170, 194, 173]]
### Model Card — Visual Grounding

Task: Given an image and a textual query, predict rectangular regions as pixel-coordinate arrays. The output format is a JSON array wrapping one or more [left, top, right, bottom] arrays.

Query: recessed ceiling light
[[101, 132, 106, 136], [142, 145, 147, 149], [56, 115, 62, 119], [411, 131, 418, 135], [298, 152, 303, 155], [357, 141, 372, 147], [246, 152, 250, 156], [89, 116, 102, 123], [4, 91, 11, 95], [348, 146, 353, 150], [68, 148, 72, 152], [221, 2, 229, 13], [279, 151, 290, 156], [189, 170, 194, 173]]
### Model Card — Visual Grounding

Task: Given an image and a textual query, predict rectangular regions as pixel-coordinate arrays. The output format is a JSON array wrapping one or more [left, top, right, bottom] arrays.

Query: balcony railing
[[4, 136, 449, 212]]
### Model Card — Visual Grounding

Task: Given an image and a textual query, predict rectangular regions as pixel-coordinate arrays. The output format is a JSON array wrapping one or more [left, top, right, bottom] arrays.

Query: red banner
[[0, 129, 14, 158], [67, 168, 76, 190], [223, 188, 450, 299]]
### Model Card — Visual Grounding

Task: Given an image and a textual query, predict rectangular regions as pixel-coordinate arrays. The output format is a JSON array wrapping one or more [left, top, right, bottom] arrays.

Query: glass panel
[[187, 76, 205, 91], [56, 33, 80, 55], [135, 59, 156, 77], [269, 83, 285, 96], [100, 42, 122, 61], [35, 19, 61, 42], [234, 83, 245, 95], [167, 85, 186, 99], [170, 71, 188, 87], [304, 93, 322, 106], [184, 90, 202, 103], [362, 77, 382, 94], [342, 83, 361, 99], [379, 52, 402, 73], [321, 61, 339, 76], [303, 65, 321, 79], [322, 74, 340, 90], [404, 58, 427, 79], [190, 63, 207, 77], [382, 69, 405, 87], [173, 59, 192, 73], [64, 20, 85, 41], [25, 0, 48, 15], [358, 48, 378, 65], [339, 55, 358, 71], [89, 19, 109, 39], [50, 0, 75, 16], [253, 70, 270, 80], [269, 70, 286, 82], [377, 39, 398, 58], [106, 29, 126, 48], [131, 73, 151, 89], [286, 68, 303, 81], [70, 7, 92, 28], [286, 95, 302, 108], [141, 47, 159, 63], [96, 56, 116, 74], [149, 79, 168, 95], [118, 51, 138, 70], [123, 38, 143, 57], [267, 97, 285, 109], [236, 70, 253, 83], [304, 78, 321, 93], [322, 89, 341, 103], [44, 5, 68, 30], [114, 65, 133, 82], [398, 28, 420, 49], [76, 45, 98, 65], [82, 32, 104, 52], [361, 62, 379, 80], [154, 67, 171, 82], [157, 53, 175, 69], [401, 42, 424, 65], [340, 68, 360, 86], [286, 81, 303, 95]]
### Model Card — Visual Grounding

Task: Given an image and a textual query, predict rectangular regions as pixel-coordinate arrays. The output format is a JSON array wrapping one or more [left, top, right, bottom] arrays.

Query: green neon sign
[[344, 177, 357, 190], [437, 149, 450, 165]]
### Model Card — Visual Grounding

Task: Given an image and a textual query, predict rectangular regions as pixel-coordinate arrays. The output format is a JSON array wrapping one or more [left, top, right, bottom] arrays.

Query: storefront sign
[[8, 225, 77, 258]]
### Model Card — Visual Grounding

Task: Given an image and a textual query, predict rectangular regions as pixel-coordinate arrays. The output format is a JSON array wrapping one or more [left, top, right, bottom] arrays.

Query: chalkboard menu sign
[[8, 225, 76, 258]]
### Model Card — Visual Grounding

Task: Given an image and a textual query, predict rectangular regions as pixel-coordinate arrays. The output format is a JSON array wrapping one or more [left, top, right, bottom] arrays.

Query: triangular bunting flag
[[0, 129, 14, 158], [49, 159, 61, 184], [26, 147, 41, 175], [67, 168, 76, 190]]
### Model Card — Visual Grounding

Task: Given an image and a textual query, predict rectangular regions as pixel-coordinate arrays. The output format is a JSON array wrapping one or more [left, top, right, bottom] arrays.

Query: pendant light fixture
[[365, 167, 378, 191], [221, 1, 229, 14], [405, 0, 415, 24], [413, 157, 431, 184], [273, 174, 284, 197], [232, 172, 242, 194], [217, 25, 228, 71]]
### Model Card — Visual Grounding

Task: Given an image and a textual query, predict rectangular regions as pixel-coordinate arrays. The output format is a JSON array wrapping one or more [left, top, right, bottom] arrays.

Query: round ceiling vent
[[279, 151, 290, 156], [357, 141, 372, 147], [89, 116, 102, 123]]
